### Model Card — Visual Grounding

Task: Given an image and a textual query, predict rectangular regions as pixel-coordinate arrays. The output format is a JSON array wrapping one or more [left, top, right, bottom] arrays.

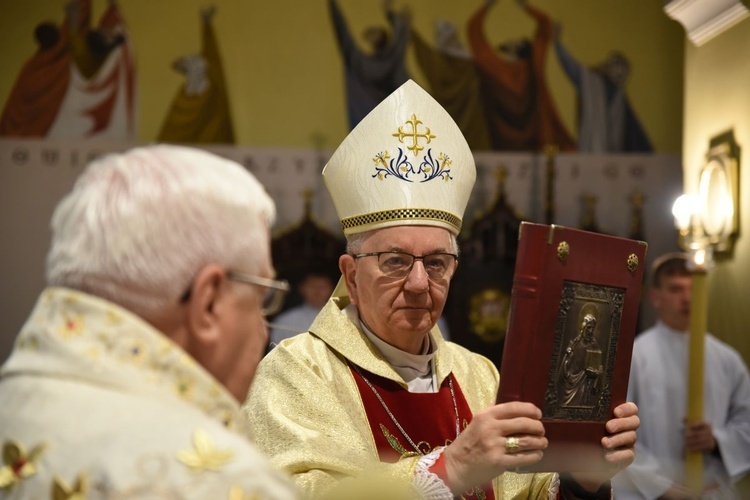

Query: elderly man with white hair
[[245, 80, 639, 499], [0, 145, 297, 498]]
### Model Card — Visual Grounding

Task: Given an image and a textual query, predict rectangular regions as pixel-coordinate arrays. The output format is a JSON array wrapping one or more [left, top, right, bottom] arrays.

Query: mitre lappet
[[323, 80, 476, 236]]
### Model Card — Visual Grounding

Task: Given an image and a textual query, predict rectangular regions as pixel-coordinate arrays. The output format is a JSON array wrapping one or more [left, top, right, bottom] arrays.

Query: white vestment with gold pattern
[[0, 287, 298, 499]]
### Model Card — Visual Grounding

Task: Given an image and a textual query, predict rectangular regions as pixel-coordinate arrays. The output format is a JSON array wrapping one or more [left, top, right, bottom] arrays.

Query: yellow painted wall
[[683, 19, 750, 368], [0, 0, 684, 151], [682, 21, 750, 496]]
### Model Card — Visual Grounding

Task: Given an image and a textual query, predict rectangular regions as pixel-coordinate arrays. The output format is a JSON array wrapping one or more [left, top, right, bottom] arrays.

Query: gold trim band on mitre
[[340, 208, 462, 233]]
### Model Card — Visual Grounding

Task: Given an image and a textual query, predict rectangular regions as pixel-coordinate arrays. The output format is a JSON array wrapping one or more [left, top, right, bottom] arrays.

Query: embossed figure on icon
[[560, 302, 604, 408]]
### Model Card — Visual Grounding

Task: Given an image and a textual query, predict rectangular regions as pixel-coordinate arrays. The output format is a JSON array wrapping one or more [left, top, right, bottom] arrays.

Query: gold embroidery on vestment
[[52, 472, 89, 500], [0, 440, 47, 490], [176, 430, 235, 472]]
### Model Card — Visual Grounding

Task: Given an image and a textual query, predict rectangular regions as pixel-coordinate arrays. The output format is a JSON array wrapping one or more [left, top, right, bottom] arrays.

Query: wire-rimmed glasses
[[226, 272, 290, 316], [353, 251, 458, 281]]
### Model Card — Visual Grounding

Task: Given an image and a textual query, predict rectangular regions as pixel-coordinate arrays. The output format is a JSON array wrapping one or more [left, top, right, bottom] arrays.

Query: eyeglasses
[[353, 251, 458, 281], [227, 272, 290, 316]]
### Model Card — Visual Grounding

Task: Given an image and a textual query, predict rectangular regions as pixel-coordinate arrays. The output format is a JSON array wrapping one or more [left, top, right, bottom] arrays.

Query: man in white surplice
[[613, 253, 750, 499]]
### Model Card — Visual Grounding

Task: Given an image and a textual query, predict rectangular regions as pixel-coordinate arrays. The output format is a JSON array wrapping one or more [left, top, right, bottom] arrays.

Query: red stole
[[350, 364, 494, 500]]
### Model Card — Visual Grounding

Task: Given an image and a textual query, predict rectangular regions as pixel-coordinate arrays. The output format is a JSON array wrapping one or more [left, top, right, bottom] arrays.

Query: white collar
[[346, 304, 438, 392]]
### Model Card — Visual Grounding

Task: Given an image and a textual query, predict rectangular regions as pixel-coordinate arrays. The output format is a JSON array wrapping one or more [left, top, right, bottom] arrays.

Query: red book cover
[[498, 222, 647, 472]]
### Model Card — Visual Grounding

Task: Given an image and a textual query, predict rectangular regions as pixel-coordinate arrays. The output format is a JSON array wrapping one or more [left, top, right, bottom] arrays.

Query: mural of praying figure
[[158, 5, 235, 144], [67, 0, 126, 80], [329, 0, 410, 129], [554, 24, 653, 153], [48, 0, 136, 140], [468, 0, 575, 152], [1, 0, 136, 140], [0, 18, 71, 137], [410, 18, 491, 151]]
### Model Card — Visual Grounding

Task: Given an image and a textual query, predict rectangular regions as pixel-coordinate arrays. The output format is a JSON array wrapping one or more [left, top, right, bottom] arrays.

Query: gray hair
[[46, 145, 275, 317]]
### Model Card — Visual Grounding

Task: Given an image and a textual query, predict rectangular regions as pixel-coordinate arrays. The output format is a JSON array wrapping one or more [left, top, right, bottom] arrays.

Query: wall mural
[[0, 0, 675, 363], [1, 0, 655, 153], [0, 0, 136, 140], [329, 0, 410, 130], [328, 0, 653, 153], [158, 6, 235, 144], [553, 27, 652, 152], [466, 0, 575, 151]]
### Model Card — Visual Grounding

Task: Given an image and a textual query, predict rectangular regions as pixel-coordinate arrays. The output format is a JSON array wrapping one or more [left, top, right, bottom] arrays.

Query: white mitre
[[323, 80, 476, 236]]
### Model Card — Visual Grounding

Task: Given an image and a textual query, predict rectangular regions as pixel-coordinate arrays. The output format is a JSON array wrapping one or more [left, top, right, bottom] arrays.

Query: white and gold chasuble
[[0, 288, 297, 499], [244, 281, 557, 499]]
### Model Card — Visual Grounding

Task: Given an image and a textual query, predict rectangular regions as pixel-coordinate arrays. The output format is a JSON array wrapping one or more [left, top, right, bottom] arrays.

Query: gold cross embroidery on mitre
[[392, 114, 436, 156]]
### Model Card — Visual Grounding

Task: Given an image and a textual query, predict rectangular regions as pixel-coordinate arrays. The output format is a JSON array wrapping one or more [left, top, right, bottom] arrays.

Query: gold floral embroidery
[[460, 486, 488, 500], [62, 293, 80, 306], [105, 309, 123, 326], [176, 430, 235, 472], [228, 485, 261, 500], [208, 383, 223, 398], [155, 336, 173, 355], [15, 288, 244, 450], [379, 423, 408, 456], [58, 313, 84, 338], [0, 440, 47, 490], [127, 338, 148, 364], [17, 335, 40, 351], [219, 410, 236, 430], [175, 376, 194, 400], [379, 424, 420, 458], [52, 472, 89, 500], [179, 352, 199, 369], [83, 345, 101, 361]]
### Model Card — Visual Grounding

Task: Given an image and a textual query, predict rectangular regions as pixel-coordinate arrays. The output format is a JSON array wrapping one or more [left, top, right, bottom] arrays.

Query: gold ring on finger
[[504, 436, 520, 453]]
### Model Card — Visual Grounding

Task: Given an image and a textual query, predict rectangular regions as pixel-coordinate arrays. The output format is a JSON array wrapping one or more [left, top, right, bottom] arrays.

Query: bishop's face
[[340, 226, 456, 355]]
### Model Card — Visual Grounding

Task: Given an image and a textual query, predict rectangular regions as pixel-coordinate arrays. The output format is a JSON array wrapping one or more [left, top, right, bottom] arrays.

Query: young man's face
[[649, 273, 692, 332]]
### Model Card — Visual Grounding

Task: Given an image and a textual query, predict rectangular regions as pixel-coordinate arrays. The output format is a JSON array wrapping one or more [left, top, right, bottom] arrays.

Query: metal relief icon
[[543, 281, 625, 422], [557, 241, 570, 262], [558, 303, 603, 409]]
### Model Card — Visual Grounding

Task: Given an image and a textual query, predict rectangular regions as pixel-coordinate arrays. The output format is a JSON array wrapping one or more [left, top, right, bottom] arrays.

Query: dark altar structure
[[445, 165, 520, 371], [271, 190, 345, 314]]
